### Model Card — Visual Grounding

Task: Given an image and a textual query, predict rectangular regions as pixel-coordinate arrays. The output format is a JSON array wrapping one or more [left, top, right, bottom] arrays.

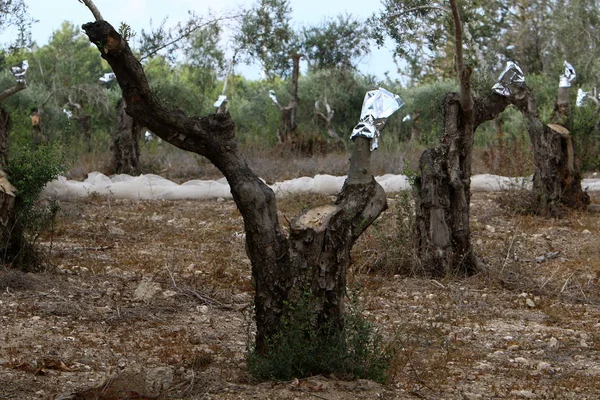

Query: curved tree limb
[[0, 82, 25, 103]]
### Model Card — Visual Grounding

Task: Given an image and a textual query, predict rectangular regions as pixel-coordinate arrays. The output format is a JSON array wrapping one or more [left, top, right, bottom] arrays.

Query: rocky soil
[[1, 191, 599, 399]]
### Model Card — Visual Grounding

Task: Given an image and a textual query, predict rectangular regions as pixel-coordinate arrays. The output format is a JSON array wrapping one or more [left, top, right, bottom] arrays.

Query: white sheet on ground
[[42, 172, 600, 201]]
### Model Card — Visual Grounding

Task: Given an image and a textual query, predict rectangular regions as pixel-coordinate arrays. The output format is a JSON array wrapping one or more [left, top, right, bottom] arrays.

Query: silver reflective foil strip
[[492, 61, 525, 96], [350, 88, 404, 151]]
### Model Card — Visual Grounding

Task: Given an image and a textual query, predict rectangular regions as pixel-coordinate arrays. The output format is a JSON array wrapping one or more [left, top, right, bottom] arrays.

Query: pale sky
[[17, 0, 402, 81]]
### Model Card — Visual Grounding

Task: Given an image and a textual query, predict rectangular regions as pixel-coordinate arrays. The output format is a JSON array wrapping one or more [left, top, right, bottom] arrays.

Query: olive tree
[[78, 0, 395, 362]]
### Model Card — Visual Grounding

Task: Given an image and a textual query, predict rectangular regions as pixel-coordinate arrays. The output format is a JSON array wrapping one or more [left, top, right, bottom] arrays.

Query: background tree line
[[0, 0, 596, 177]]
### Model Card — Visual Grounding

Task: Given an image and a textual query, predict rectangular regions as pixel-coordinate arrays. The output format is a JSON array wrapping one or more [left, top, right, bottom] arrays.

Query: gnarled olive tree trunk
[[0, 82, 25, 169], [82, 20, 385, 353], [0, 107, 10, 170], [413, 91, 512, 276], [111, 98, 143, 175], [507, 85, 589, 211], [411, 1, 516, 276]]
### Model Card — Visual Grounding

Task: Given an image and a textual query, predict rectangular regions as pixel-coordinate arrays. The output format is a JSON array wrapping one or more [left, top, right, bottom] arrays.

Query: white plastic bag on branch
[[559, 61, 576, 88], [10, 60, 28, 83]]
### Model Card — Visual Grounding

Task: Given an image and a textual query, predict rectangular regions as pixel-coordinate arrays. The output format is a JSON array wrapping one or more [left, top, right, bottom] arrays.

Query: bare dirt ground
[[1, 191, 600, 399]]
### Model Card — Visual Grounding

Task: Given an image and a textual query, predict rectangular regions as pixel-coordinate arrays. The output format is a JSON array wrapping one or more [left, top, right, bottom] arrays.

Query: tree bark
[[290, 137, 386, 331], [111, 98, 143, 175], [409, 110, 421, 143], [412, 0, 487, 276], [82, 20, 385, 354], [413, 92, 511, 276], [0, 173, 36, 269], [506, 85, 589, 211], [0, 82, 26, 168], [277, 54, 300, 144]]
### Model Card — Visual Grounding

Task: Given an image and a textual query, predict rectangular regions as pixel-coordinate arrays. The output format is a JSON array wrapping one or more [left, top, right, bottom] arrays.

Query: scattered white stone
[[109, 226, 125, 235], [197, 305, 209, 314], [133, 278, 161, 301], [526, 298, 536, 308], [145, 366, 174, 393], [537, 362, 552, 372], [511, 390, 536, 398], [582, 229, 591, 235], [514, 357, 529, 364], [485, 225, 496, 233], [549, 337, 559, 348]]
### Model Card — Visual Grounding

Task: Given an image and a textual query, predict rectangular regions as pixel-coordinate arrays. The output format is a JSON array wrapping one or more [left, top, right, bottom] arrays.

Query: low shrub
[[247, 292, 393, 383]]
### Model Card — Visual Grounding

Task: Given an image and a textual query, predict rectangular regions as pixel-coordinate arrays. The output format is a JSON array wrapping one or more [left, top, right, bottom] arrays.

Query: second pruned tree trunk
[[411, 0, 482, 276], [111, 98, 143, 175], [508, 85, 589, 211]]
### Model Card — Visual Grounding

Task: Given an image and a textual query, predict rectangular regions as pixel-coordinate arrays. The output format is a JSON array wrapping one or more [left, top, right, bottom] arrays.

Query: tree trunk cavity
[[111, 98, 143, 175], [82, 20, 385, 354]]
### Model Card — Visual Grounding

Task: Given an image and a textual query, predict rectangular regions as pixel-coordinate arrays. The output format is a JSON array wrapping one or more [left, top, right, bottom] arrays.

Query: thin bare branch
[[221, 52, 237, 96], [78, 0, 103, 21], [138, 14, 242, 62], [388, 5, 451, 18], [450, 0, 473, 112]]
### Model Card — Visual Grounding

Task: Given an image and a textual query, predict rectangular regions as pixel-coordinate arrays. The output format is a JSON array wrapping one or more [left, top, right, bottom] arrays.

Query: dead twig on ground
[[165, 266, 232, 310]]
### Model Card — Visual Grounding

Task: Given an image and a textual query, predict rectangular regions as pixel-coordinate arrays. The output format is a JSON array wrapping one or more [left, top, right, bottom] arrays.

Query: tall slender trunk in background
[[277, 54, 300, 144], [111, 98, 143, 175]]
